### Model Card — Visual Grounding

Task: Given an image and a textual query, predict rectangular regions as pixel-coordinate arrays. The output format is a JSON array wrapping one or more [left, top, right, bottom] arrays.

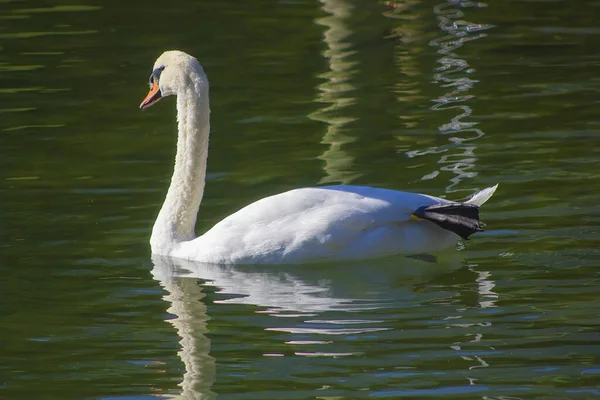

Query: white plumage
[[139, 50, 497, 265]]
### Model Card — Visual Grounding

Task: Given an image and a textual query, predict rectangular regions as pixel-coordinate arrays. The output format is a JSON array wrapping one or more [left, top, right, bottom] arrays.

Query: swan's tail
[[466, 184, 499, 206], [412, 184, 498, 240]]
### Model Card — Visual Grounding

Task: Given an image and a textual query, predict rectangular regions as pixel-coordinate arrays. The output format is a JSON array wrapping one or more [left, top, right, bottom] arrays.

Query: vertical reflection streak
[[411, 2, 498, 392], [310, 0, 361, 184], [388, 0, 427, 135], [444, 262, 498, 391], [153, 257, 217, 400], [407, 0, 493, 195]]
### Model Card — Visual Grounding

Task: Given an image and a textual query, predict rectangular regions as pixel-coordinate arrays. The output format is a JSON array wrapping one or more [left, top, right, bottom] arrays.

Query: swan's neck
[[151, 84, 210, 253]]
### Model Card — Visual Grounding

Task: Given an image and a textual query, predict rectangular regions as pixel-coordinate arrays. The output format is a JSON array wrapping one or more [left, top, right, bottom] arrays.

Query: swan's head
[[140, 50, 207, 110]]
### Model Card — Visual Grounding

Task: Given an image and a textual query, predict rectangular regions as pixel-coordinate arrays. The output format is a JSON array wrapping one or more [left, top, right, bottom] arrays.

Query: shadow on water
[[150, 252, 502, 398]]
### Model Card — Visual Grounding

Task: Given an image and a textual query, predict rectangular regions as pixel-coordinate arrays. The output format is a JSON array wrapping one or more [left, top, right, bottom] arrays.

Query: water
[[1, 0, 599, 398]]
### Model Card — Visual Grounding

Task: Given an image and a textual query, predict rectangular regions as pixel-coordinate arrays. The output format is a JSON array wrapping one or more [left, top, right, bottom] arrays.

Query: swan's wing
[[182, 186, 454, 264]]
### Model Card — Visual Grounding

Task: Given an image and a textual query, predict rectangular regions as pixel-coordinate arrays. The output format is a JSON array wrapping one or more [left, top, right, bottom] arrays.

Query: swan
[[139, 50, 498, 265]]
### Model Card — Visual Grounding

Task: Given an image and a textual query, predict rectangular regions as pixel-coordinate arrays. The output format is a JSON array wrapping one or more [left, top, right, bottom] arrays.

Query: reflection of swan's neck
[[153, 256, 216, 399], [164, 278, 215, 399], [151, 85, 210, 253]]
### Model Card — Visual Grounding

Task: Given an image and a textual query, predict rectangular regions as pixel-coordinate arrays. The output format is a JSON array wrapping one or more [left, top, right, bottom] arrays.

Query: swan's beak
[[140, 77, 162, 110]]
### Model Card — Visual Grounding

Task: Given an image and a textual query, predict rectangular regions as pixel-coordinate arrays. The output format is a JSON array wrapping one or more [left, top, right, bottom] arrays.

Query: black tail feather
[[413, 203, 483, 239]]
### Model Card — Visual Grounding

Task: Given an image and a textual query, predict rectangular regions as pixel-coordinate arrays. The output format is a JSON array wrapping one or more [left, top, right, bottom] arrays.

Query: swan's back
[[174, 186, 456, 264]]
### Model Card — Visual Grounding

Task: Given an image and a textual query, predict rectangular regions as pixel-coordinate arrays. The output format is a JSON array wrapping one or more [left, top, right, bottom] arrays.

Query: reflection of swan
[[152, 255, 216, 399], [151, 254, 465, 368], [310, 0, 360, 185], [152, 255, 358, 317], [140, 50, 497, 264], [151, 253, 464, 322]]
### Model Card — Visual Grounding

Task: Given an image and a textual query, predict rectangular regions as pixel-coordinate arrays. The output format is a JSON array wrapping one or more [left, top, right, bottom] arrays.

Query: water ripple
[[406, 0, 493, 195]]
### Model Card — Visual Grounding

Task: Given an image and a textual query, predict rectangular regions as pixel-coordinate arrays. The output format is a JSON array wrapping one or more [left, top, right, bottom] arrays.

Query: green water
[[1, 0, 599, 398]]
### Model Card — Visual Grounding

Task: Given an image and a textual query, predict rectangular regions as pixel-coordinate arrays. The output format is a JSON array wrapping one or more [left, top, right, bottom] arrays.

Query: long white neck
[[151, 83, 210, 254]]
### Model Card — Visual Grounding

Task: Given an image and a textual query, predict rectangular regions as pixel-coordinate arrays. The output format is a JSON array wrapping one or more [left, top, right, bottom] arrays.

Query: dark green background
[[1, 0, 599, 398]]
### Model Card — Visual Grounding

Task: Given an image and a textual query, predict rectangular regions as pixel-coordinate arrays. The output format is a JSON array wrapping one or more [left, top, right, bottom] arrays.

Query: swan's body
[[140, 51, 497, 265]]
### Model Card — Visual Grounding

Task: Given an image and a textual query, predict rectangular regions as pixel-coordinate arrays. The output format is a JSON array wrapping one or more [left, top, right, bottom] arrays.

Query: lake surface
[[1, 0, 599, 398]]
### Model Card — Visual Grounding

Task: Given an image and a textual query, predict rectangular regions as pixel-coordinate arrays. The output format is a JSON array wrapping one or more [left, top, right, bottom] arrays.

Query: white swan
[[140, 50, 498, 265]]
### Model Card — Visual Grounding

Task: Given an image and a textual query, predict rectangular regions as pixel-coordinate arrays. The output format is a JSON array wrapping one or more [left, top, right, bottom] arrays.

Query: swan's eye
[[153, 66, 165, 79], [148, 65, 165, 89]]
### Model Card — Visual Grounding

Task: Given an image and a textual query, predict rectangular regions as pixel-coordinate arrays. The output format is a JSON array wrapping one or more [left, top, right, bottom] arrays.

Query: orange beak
[[140, 77, 162, 110]]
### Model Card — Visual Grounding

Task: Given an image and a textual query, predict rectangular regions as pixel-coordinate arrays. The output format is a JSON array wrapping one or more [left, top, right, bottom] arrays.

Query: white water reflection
[[152, 253, 465, 363], [153, 254, 462, 316], [389, 2, 498, 391], [405, 0, 493, 195], [425, 3, 498, 391], [152, 256, 216, 400], [150, 249, 511, 397], [442, 262, 498, 393]]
